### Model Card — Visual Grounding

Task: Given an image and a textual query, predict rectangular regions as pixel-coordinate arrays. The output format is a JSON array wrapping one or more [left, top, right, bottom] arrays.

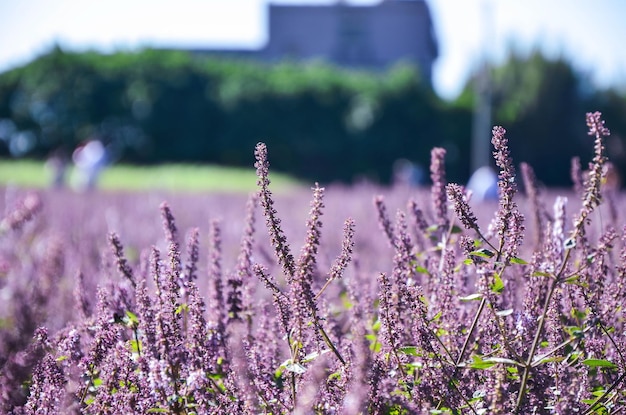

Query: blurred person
[[71, 139, 108, 191], [393, 158, 425, 187], [44, 147, 69, 189], [467, 165, 498, 202]]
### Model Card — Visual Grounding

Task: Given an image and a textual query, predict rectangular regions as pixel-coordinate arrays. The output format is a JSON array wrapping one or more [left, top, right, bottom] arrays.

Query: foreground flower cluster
[[1, 113, 625, 414]]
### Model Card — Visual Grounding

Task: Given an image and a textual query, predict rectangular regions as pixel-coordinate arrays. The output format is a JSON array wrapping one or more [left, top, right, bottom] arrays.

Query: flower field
[[1, 113, 625, 414]]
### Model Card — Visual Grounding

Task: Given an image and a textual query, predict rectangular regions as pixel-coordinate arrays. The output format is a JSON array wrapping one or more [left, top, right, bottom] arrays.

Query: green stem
[[455, 297, 486, 367], [581, 372, 626, 415], [515, 279, 558, 412], [530, 329, 589, 367], [474, 227, 499, 253], [314, 278, 334, 301], [515, 247, 573, 413], [599, 321, 626, 365], [453, 224, 502, 368], [79, 366, 95, 406], [133, 327, 141, 358], [318, 325, 346, 365], [290, 372, 297, 410]]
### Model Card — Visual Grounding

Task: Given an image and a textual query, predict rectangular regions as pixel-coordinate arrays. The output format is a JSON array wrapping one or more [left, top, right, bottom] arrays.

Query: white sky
[[1, 0, 625, 100]]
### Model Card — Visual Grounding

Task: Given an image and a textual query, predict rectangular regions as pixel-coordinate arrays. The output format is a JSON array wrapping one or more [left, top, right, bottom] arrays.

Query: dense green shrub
[[457, 50, 626, 187], [0, 47, 468, 183], [2, 47, 626, 186]]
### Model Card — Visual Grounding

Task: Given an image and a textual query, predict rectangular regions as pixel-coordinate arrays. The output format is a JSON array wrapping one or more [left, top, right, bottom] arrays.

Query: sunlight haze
[[1, 0, 625, 99]]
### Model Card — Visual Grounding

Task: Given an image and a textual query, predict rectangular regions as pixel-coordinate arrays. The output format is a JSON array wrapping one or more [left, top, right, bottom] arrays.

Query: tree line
[[0, 46, 624, 186]]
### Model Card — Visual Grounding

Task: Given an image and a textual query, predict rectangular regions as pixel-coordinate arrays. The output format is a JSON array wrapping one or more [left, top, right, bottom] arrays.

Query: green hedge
[[3, 47, 625, 186], [0, 47, 470, 184]]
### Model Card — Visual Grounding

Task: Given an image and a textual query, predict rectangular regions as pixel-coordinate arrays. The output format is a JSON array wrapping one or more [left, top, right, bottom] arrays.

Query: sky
[[1, 0, 625, 100]]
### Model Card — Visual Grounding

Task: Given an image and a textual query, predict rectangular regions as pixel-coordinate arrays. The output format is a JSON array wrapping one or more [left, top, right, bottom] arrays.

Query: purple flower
[[430, 147, 449, 229]]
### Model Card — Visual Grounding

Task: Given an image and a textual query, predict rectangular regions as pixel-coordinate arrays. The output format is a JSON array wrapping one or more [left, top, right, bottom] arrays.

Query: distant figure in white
[[467, 166, 498, 202], [72, 139, 107, 191]]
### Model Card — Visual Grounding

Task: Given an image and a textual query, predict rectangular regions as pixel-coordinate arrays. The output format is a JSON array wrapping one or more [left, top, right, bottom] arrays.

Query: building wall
[[194, 0, 438, 85], [264, 6, 340, 60]]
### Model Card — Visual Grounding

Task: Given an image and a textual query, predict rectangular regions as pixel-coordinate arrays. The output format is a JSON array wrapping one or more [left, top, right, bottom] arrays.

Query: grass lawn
[[0, 159, 300, 193]]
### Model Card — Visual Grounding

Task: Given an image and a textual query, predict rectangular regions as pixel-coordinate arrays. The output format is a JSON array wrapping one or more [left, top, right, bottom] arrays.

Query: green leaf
[[328, 371, 341, 381], [130, 339, 142, 354], [278, 359, 307, 375], [340, 291, 353, 309], [563, 275, 587, 287], [469, 359, 496, 370], [371, 319, 381, 332], [495, 308, 513, 317], [591, 389, 607, 397], [450, 225, 463, 234], [55, 355, 69, 362], [564, 326, 585, 337], [565, 351, 583, 365], [285, 362, 307, 374], [175, 303, 189, 315], [399, 346, 419, 356], [483, 357, 522, 366], [430, 311, 442, 322], [365, 334, 381, 352], [415, 265, 430, 275], [125, 310, 139, 324], [426, 224, 439, 234], [470, 249, 495, 259], [472, 389, 486, 399], [147, 408, 169, 413], [570, 308, 587, 320], [459, 293, 482, 302], [532, 271, 552, 278], [537, 356, 563, 364], [469, 355, 496, 370], [510, 256, 528, 265], [274, 367, 284, 379], [302, 349, 329, 363], [468, 355, 521, 370], [582, 359, 617, 368], [303, 351, 319, 363], [490, 273, 504, 294]]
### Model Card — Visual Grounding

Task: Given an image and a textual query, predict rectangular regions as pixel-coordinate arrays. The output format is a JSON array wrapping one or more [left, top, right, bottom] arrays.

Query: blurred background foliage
[[0, 46, 624, 186]]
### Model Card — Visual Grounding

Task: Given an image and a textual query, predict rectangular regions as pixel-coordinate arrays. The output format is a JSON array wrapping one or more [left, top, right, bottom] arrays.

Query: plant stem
[[318, 325, 346, 365], [515, 278, 558, 412], [455, 297, 486, 367], [314, 278, 334, 301], [515, 248, 573, 412], [530, 329, 589, 367], [581, 371, 626, 415]]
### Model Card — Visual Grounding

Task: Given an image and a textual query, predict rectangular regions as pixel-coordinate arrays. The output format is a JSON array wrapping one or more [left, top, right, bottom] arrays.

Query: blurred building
[[192, 0, 438, 85]]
